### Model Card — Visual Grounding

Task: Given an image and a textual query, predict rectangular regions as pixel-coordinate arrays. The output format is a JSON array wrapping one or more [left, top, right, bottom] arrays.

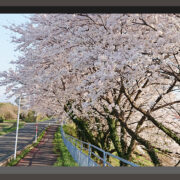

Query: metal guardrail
[[60, 126, 139, 167]]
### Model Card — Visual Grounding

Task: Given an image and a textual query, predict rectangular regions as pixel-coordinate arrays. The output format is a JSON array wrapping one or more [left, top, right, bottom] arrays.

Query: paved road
[[0, 119, 58, 162], [16, 125, 59, 166]]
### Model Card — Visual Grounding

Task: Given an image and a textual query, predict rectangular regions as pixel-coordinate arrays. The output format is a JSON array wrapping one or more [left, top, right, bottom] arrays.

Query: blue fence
[[60, 126, 139, 167]]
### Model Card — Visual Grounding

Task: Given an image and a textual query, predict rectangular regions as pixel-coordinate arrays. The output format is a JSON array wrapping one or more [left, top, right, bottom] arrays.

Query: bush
[[26, 110, 36, 122], [20, 110, 36, 123], [20, 112, 26, 121], [0, 115, 5, 123]]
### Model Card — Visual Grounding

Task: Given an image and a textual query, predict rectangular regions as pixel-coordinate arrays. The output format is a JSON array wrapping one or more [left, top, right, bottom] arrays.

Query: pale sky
[[0, 14, 32, 104]]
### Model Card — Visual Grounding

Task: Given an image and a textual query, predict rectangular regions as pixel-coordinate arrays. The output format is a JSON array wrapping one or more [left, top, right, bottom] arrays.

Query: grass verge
[[6, 127, 48, 166], [38, 117, 51, 122], [53, 127, 78, 167], [63, 123, 78, 138]]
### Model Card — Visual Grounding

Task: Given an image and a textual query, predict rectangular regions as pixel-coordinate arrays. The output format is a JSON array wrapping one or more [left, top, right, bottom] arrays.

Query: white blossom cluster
[[0, 14, 180, 165]]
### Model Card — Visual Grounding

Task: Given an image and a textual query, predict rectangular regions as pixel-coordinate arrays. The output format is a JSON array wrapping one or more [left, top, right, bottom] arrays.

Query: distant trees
[[0, 14, 180, 166], [0, 115, 5, 123], [20, 110, 36, 123]]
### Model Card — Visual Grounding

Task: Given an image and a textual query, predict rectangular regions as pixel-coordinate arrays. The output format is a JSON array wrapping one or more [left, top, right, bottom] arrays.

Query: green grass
[[131, 154, 154, 167], [7, 127, 47, 166], [105, 150, 154, 167], [38, 116, 51, 122], [53, 127, 78, 167], [4, 119, 17, 123], [63, 123, 78, 138]]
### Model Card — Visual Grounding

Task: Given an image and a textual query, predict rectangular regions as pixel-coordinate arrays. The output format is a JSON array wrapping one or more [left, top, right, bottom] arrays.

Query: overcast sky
[[0, 14, 32, 104]]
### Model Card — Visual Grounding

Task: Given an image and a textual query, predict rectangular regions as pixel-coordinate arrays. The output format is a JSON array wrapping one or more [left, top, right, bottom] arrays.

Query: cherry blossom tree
[[0, 14, 180, 166]]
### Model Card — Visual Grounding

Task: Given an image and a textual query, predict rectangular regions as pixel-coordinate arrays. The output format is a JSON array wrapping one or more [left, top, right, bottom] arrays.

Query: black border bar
[[0, 0, 180, 6], [0, 6, 179, 13], [0, 167, 180, 174]]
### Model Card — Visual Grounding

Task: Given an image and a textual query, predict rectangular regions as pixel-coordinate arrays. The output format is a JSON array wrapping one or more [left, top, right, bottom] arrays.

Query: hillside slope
[[0, 103, 18, 120]]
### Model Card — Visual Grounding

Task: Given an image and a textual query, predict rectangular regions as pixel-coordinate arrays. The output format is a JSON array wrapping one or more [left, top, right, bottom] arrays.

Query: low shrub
[[0, 115, 5, 123], [20, 110, 36, 123]]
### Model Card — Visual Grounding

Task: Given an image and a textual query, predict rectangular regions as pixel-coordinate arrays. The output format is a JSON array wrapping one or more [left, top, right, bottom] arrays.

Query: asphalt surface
[[0, 119, 58, 163]]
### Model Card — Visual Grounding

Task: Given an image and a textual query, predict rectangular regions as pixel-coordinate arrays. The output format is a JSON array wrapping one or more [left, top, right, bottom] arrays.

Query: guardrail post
[[88, 143, 91, 166], [103, 151, 107, 167]]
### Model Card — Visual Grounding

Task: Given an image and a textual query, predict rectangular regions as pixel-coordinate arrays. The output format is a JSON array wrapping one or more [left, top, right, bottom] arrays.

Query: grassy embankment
[[53, 126, 78, 167], [62, 123, 155, 167], [62, 124, 178, 166]]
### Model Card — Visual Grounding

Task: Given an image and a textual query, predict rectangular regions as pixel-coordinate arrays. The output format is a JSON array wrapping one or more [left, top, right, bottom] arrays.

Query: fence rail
[[60, 126, 139, 167]]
